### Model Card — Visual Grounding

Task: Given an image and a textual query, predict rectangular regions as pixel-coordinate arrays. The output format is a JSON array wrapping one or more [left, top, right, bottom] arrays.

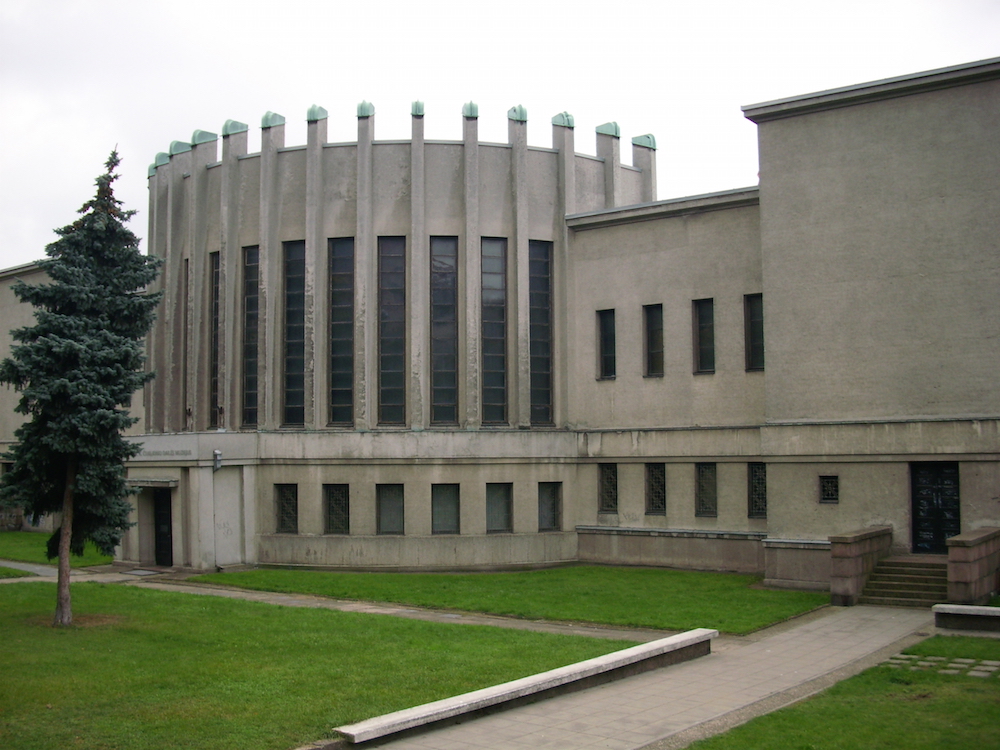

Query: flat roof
[[567, 187, 759, 231], [742, 56, 1000, 123]]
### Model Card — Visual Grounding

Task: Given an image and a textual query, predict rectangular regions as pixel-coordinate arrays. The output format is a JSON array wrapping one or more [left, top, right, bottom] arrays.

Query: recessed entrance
[[153, 488, 173, 567], [910, 462, 960, 554]]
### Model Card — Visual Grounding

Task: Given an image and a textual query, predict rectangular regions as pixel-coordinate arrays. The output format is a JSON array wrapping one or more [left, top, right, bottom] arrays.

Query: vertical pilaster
[[305, 105, 328, 428], [596, 122, 621, 208], [355, 102, 375, 430], [220, 120, 248, 431], [508, 105, 530, 428], [409, 103, 427, 429], [463, 103, 481, 428], [552, 114, 576, 428], [147, 151, 170, 433], [632, 134, 657, 203], [259, 112, 285, 429], [166, 141, 193, 432]]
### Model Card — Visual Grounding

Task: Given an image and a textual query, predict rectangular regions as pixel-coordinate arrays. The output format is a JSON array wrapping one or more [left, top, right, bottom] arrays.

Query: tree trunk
[[53, 460, 77, 627]]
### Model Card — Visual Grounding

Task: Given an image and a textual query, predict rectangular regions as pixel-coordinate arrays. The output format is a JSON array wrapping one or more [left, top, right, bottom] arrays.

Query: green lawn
[[192, 565, 829, 634], [0, 531, 113, 568], [687, 636, 1000, 750], [0, 565, 33, 579], [0, 582, 630, 750]]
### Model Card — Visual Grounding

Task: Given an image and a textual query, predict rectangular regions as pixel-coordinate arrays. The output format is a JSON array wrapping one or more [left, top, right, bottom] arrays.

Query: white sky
[[1, 0, 997, 270]]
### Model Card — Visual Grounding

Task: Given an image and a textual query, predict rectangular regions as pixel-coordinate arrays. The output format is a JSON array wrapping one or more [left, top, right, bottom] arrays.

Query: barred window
[[329, 238, 355, 425], [529, 240, 553, 425], [694, 299, 715, 374], [597, 310, 616, 379], [644, 304, 664, 377], [242, 246, 260, 427], [744, 294, 764, 371], [538, 482, 561, 531], [378, 237, 406, 425], [276, 484, 298, 534], [432, 484, 460, 535], [324, 484, 350, 535], [283, 240, 307, 426], [598, 464, 618, 513], [748, 462, 767, 519], [208, 252, 221, 428], [430, 237, 459, 424], [486, 483, 513, 533], [820, 475, 840, 504], [376, 484, 404, 535], [481, 238, 508, 425], [695, 463, 717, 517], [646, 463, 666, 515]]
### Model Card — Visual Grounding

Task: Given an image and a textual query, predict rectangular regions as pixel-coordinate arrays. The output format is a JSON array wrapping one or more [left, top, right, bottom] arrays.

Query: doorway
[[153, 488, 173, 567], [910, 462, 960, 554]]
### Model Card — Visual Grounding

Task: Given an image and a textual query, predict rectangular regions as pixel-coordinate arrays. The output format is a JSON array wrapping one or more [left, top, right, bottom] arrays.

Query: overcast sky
[[1, 0, 997, 270]]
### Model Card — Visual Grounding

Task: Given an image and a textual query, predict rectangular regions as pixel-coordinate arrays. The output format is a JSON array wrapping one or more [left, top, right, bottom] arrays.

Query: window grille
[[329, 238, 355, 425], [430, 237, 459, 424], [431, 484, 460, 534], [538, 482, 561, 531], [644, 304, 664, 377], [646, 463, 666, 515], [529, 241, 553, 424], [598, 464, 618, 513], [324, 484, 350, 534], [376, 484, 404, 535], [694, 299, 715, 373], [242, 246, 260, 427], [744, 294, 764, 371], [695, 463, 717, 517], [597, 310, 616, 379], [378, 237, 406, 425], [208, 252, 221, 428], [820, 475, 840, 504], [283, 240, 306, 425], [486, 483, 513, 533], [748, 462, 767, 518], [482, 238, 508, 424], [276, 484, 298, 534]]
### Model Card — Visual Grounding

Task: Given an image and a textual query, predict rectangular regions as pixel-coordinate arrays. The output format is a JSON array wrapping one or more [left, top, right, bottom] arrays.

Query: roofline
[[742, 57, 1000, 124], [567, 187, 759, 231], [0, 260, 43, 281]]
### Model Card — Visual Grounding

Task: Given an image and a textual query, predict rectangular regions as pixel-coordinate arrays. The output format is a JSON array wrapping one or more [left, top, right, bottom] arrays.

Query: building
[[2, 58, 998, 587]]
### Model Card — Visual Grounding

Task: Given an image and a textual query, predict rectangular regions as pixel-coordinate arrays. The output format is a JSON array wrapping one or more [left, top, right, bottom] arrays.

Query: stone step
[[863, 585, 946, 600], [868, 573, 947, 586], [857, 595, 943, 608], [875, 563, 946, 576], [864, 581, 947, 595]]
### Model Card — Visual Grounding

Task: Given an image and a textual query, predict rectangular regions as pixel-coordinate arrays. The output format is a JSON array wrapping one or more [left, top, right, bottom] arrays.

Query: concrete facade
[[2, 60, 998, 587]]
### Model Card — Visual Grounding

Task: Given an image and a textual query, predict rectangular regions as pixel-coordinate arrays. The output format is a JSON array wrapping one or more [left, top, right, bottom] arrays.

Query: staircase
[[858, 557, 948, 607]]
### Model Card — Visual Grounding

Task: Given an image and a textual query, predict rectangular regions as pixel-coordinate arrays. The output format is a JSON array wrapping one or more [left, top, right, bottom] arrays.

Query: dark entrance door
[[153, 488, 173, 567], [911, 462, 960, 554]]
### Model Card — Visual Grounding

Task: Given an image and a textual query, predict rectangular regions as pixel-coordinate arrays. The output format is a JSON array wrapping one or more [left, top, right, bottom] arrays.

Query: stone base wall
[[763, 539, 831, 590], [828, 526, 893, 606], [576, 527, 766, 574], [947, 527, 1000, 604]]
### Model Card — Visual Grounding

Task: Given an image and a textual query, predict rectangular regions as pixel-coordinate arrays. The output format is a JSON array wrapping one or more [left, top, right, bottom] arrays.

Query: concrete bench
[[336, 627, 717, 745], [932, 604, 1000, 632]]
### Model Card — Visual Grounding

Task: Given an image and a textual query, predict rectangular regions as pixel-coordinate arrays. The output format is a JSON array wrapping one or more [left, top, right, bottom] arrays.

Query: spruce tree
[[0, 152, 161, 626]]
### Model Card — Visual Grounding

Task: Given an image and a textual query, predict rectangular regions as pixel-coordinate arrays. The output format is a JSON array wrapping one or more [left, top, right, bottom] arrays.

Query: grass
[[686, 636, 1000, 750], [0, 582, 630, 750], [0, 565, 33, 579], [191, 565, 829, 634], [0, 531, 113, 568]]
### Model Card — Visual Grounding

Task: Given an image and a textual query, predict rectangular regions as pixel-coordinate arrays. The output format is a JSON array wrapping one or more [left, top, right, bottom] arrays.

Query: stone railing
[[828, 526, 893, 606], [946, 527, 1000, 604]]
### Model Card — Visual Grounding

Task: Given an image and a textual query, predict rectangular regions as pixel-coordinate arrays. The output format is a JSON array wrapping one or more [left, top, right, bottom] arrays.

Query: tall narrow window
[[242, 246, 260, 427], [597, 309, 616, 379], [379, 237, 406, 425], [208, 252, 221, 428], [693, 299, 715, 373], [283, 240, 306, 426], [529, 240, 553, 424], [324, 484, 350, 534], [276, 484, 298, 534], [538, 482, 561, 531], [695, 463, 717, 517], [744, 293, 764, 371], [644, 304, 664, 377], [431, 237, 459, 424], [481, 238, 507, 424], [486, 483, 513, 533], [748, 462, 767, 518], [329, 238, 355, 425], [598, 464, 618, 513], [646, 463, 666, 515], [376, 484, 404, 534], [432, 484, 460, 535]]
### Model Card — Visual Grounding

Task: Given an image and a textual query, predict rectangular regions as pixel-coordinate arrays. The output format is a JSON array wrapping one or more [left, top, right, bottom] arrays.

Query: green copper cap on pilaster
[[306, 105, 328, 122], [169, 140, 192, 155], [154, 152, 170, 167], [507, 104, 528, 122], [261, 111, 285, 129], [148, 163, 157, 177], [551, 111, 574, 128], [191, 130, 218, 145], [357, 101, 375, 118], [411, 101, 424, 117], [462, 101, 478, 118], [596, 122, 620, 137], [222, 119, 249, 136], [632, 134, 657, 150]]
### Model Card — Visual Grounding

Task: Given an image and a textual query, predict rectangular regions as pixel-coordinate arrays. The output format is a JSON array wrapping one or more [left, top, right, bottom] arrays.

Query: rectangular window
[[693, 298, 715, 373], [242, 246, 260, 427], [538, 482, 561, 531], [597, 309, 616, 379], [276, 484, 298, 534], [486, 483, 513, 533], [529, 240, 553, 424], [481, 238, 507, 424], [208, 252, 221, 428], [329, 238, 355, 425], [379, 237, 406, 425], [431, 484, 460, 535], [598, 463, 618, 513], [283, 240, 306, 426], [819, 475, 840, 504], [324, 484, 350, 534], [376, 484, 404, 535], [644, 304, 664, 377], [748, 462, 767, 519], [431, 237, 459, 424], [646, 463, 666, 515], [745, 293, 764, 371], [695, 463, 717, 517]]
